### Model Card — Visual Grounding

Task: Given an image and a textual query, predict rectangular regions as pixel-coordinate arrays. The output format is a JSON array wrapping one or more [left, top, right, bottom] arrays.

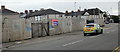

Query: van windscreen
[[86, 25, 94, 27]]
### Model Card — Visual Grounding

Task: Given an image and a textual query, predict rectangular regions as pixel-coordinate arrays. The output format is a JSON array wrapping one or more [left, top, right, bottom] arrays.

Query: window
[[35, 16, 38, 21], [35, 16, 41, 21], [96, 25, 100, 28], [38, 16, 41, 20]]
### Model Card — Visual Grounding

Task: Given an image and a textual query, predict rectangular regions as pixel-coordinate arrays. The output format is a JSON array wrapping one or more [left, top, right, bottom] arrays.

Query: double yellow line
[[112, 46, 120, 52]]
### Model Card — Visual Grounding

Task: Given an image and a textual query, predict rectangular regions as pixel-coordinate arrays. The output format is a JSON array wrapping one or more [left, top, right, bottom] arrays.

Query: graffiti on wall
[[26, 24, 31, 31]]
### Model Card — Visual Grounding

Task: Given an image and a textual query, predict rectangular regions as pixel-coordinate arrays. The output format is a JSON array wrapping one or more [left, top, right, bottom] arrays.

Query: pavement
[[1, 23, 119, 51]]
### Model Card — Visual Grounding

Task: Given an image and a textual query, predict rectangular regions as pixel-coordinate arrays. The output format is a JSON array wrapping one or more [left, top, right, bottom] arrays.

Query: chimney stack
[[29, 10, 33, 13], [25, 10, 28, 14], [84, 9, 87, 11], [35, 10, 38, 12], [40, 8, 44, 11], [65, 10, 69, 14], [20, 12, 24, 15], [71, 10, 74, 13], [1, 5, 5, 10], [77, 9, 80, 12]]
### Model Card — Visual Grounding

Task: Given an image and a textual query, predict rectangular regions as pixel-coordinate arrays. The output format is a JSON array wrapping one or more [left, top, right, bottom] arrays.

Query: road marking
[[62, 40, 83, 46], [28, 37, 64, 44], [11, 46, 16, 48], [8, 37, 66, 48], [112, 46, 120, 52], [89, 35, 100, 38], [15, 42, 22, 44], [115, 47, 119, 50], [106, 32, 110, 33]]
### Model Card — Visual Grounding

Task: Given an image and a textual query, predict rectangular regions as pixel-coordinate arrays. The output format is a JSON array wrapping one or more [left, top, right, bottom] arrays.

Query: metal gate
[[31, 23, 49, 38]]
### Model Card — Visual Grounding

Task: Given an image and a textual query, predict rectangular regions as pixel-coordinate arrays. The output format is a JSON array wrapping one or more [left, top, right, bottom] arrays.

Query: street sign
[[52, 19, 58, 26]]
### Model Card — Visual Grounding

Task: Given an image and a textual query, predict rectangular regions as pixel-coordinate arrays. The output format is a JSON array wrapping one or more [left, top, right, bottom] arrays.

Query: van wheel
[[84, 33, 87, 36], [100, 29, 103, 34], [95, 30, 98, 34]]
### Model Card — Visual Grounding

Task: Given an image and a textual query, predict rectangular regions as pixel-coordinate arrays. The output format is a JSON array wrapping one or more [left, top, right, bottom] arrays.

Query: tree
[[110, 15, 119, 23]]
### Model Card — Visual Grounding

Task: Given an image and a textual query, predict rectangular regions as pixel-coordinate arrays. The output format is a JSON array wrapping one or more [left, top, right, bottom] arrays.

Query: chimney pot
[[84, 9, 87, 11], [25, 10, 28, 14], [71, 10, 74, 13], [77, 9, 80, 12], [29, 10, 33, 13], [65, 10, 69, 14], [35, 10, 38, 12], [1, 5, 5, 9]]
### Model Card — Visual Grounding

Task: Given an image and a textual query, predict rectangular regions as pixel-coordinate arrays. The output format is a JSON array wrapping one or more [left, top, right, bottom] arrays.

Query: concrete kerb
[[2, 42, 16, 49]]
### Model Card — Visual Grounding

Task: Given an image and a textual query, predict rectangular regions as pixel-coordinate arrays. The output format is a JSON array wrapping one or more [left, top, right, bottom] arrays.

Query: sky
[[0, 0, 119, 15]]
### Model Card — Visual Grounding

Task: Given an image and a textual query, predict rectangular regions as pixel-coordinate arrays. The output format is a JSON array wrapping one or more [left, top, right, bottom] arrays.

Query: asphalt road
[[4, 23, 118, 50]]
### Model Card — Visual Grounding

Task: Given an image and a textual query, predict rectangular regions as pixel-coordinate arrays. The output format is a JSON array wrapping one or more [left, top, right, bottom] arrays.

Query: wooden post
[[47, 21, 49, 36], [47, 15, 50, 36]]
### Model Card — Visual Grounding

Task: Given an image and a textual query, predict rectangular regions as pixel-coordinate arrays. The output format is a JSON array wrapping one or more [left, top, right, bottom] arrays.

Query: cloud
[[0, 0, 118, 15], [0, 0, 119, 3]]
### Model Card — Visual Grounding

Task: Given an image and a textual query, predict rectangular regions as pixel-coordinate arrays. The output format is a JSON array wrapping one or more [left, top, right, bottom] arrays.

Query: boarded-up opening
[[31, 23, 49, 38]]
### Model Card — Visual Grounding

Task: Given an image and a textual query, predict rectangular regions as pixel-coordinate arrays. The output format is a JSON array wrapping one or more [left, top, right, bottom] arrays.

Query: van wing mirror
[[100, 25, 104, 27]]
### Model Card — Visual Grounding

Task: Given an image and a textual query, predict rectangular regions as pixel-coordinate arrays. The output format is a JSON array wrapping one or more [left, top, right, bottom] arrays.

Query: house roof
[[25, 9, 64, 18], [65, 8, 104, 16], [84, 8, 103, 15], [65, 11, 85, 16], [0, 8, 19, 15]]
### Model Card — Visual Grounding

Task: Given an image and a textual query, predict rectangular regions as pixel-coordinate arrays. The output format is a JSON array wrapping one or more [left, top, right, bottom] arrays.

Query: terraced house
[[20, 9, 65, 38], [81, 8, 105, 26], [64, 8, 106, 30]]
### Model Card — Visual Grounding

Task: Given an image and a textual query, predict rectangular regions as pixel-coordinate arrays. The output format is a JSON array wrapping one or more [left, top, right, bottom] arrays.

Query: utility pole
[[79, 6, 81, 11], [110, 7, 112, 15], [79, 6, 81, 19], [74, 2, 77, 12], [47, 15, 50, 36]]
